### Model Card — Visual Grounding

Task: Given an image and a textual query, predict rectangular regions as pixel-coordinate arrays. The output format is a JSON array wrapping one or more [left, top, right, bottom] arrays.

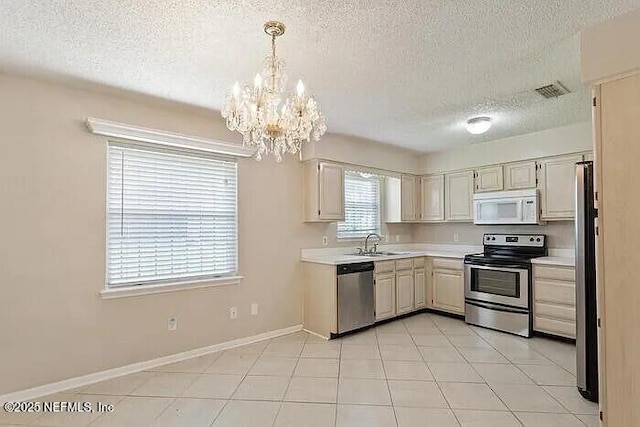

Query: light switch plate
[[322, 236, 328, 246], [251, 303, 258, 316], [229, 307, 238, 319]]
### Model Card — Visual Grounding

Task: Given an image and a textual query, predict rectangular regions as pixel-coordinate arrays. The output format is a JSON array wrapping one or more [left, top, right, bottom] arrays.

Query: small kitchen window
[[337, 170, 381, 239], [106, 141, 238, 289]]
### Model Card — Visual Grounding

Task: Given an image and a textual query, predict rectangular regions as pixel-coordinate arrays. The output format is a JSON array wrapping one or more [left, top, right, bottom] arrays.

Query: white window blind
[[107, 142, 238, 287], [337, 171, 381, 239]]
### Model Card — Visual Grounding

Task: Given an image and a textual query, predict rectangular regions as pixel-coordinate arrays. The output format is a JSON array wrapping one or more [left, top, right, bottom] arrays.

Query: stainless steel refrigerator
[[575, 161, 599, 402]]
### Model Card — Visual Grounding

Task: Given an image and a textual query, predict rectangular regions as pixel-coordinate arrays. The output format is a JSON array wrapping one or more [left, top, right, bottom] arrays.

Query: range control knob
[[530, 237, 534, 242], [536, 238, 541, 242], [492, 237, 496, 241]]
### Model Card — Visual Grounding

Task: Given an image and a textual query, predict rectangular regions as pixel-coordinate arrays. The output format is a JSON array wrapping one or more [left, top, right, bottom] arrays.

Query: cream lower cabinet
[[396, 269, 415, 315], [375, 272, 396, 321], [533, 265, 576, 339], [431, 258, 465, 315], [414, 267, 427, 309]]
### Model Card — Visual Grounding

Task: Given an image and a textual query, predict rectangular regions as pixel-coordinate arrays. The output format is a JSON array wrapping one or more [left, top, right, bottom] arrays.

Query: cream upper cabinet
[[474, 165, 503, 192], [420, 175, 445, 222], [396, 269, 415, 315], [538, 154, 583, 220], [414, 268, 427, 309], [401, 175, 419, 221], [445, 170, 474, 221], [375, 273, 396, 321], [504, 161, 538, 190], [432, 267, 465, 315], [303, 160, 344, 222]]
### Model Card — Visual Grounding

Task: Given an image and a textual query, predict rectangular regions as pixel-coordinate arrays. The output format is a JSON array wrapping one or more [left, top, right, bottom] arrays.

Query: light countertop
[[301, 245, 575, 267], [300, 244, 481, 265], [531, 256, 575, 267]]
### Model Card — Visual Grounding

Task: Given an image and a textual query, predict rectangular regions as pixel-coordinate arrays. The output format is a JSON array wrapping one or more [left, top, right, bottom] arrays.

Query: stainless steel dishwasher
[[337, 262, 375, 334]]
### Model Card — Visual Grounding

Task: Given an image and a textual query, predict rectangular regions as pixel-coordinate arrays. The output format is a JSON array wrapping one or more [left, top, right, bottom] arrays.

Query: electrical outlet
[[229, 307, 238, 320], [251, 303, 259, 316], [395, 235, 400, 242], [322, 236, 328, 246], [167, 317, 177, 331], [385, 235, 390, 243], [453, 233, 459, 242]]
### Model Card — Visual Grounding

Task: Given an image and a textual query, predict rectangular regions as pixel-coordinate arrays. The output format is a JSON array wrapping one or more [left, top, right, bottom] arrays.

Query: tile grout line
[[271, 332, 310, 426], [209, 337, 273, 426]]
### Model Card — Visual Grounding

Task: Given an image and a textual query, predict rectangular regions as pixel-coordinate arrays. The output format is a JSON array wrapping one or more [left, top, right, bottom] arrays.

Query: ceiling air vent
[[535, 81, 570, 99]]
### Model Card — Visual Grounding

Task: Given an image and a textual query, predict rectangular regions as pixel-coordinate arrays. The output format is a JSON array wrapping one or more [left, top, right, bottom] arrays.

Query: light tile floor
[[1, 313, 599, 427]]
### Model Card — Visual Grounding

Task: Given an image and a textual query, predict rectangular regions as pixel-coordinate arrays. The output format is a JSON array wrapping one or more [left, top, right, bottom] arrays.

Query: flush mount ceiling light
[[221, 21, 327, 162], [466, 117, 492, 135]]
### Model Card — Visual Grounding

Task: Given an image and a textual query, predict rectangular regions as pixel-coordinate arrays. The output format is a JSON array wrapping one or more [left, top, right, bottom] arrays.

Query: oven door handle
[[466, 299, 529, 314], [465, 263, 528, 272]]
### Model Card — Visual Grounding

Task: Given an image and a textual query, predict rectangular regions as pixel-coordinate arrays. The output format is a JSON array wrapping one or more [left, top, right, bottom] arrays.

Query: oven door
[[464, 263, 529, 309]]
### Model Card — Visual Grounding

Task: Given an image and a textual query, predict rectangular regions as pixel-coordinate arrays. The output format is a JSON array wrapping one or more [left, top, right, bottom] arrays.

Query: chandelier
[[221, 21, 327, 162]]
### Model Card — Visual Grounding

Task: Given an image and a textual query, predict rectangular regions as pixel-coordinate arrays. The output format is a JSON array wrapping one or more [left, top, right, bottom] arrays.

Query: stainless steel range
[[464, 234, 547, 337]]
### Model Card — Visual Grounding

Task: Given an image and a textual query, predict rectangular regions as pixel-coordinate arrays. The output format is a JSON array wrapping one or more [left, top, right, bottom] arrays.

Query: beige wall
[[413, 222, 575, 249], [581, 7, 640, 84], [420, 122, 592, 175], [302, 133, 423, 175], [0, 73, 414, 395]]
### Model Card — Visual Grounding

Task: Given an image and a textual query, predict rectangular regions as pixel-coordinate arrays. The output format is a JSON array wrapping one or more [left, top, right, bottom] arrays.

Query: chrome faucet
[[364, 233, 382, 254]]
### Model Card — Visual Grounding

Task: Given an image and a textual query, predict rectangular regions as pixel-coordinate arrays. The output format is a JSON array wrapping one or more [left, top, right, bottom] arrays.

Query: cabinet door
[[474, 165, 503, 192], [414, 268, 426, 309], [420, 175, 444, 221], [396, 269, 415, 315], [504, 161, 537, 190], [401, 175, 418, 221], [432, 269, 464, 314], [539, 155, 583, 220], [375, 273, 396, 321], [318, 162, 344, 220], [445, 170, 474, 221]]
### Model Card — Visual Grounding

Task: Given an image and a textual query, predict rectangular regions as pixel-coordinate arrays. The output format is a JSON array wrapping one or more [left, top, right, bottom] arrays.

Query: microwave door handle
[[517, 199, 523, 221]]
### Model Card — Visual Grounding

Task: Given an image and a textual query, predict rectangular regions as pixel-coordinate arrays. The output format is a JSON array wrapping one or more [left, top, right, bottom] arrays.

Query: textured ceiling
[[2, 1, 640, 151]]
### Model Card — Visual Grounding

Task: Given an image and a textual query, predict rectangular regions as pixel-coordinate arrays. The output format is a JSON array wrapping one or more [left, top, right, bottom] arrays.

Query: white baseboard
[[302, 328, 329, 340], [0, 324, 302, 404]]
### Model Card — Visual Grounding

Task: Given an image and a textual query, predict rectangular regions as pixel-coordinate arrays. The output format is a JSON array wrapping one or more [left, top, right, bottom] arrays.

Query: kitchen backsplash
[[412, 221, 575, 249]]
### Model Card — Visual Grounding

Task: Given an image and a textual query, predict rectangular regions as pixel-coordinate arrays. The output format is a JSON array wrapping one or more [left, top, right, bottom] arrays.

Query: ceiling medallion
[[221, 21, 327, 162]]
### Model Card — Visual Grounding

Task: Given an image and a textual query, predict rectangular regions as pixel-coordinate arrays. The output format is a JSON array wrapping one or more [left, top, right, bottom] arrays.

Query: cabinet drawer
[[535, 302, 576, 322], [534, 316, 576, 339], [432, 258, 463, 271], [534, 279, 576, 305], [534, 265, 575, 281], [395, 259, 413, 271], [413, 257, 425, 268], [375, 260, 395, 274]]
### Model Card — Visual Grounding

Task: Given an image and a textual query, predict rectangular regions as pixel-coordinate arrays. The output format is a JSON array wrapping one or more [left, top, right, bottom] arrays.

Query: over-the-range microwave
[[473, 189, 540, 225]]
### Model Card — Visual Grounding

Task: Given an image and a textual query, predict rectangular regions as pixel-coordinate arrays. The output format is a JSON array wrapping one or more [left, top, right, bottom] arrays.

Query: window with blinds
[[337, 171, 381, 239], [107, 142, 238, 287]]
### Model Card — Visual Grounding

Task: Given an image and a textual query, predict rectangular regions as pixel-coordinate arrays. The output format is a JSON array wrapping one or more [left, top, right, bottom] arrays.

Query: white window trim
[[87, 117, 256, 158], [100, 275, 243, 299], [90, 118, 246, 298]]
